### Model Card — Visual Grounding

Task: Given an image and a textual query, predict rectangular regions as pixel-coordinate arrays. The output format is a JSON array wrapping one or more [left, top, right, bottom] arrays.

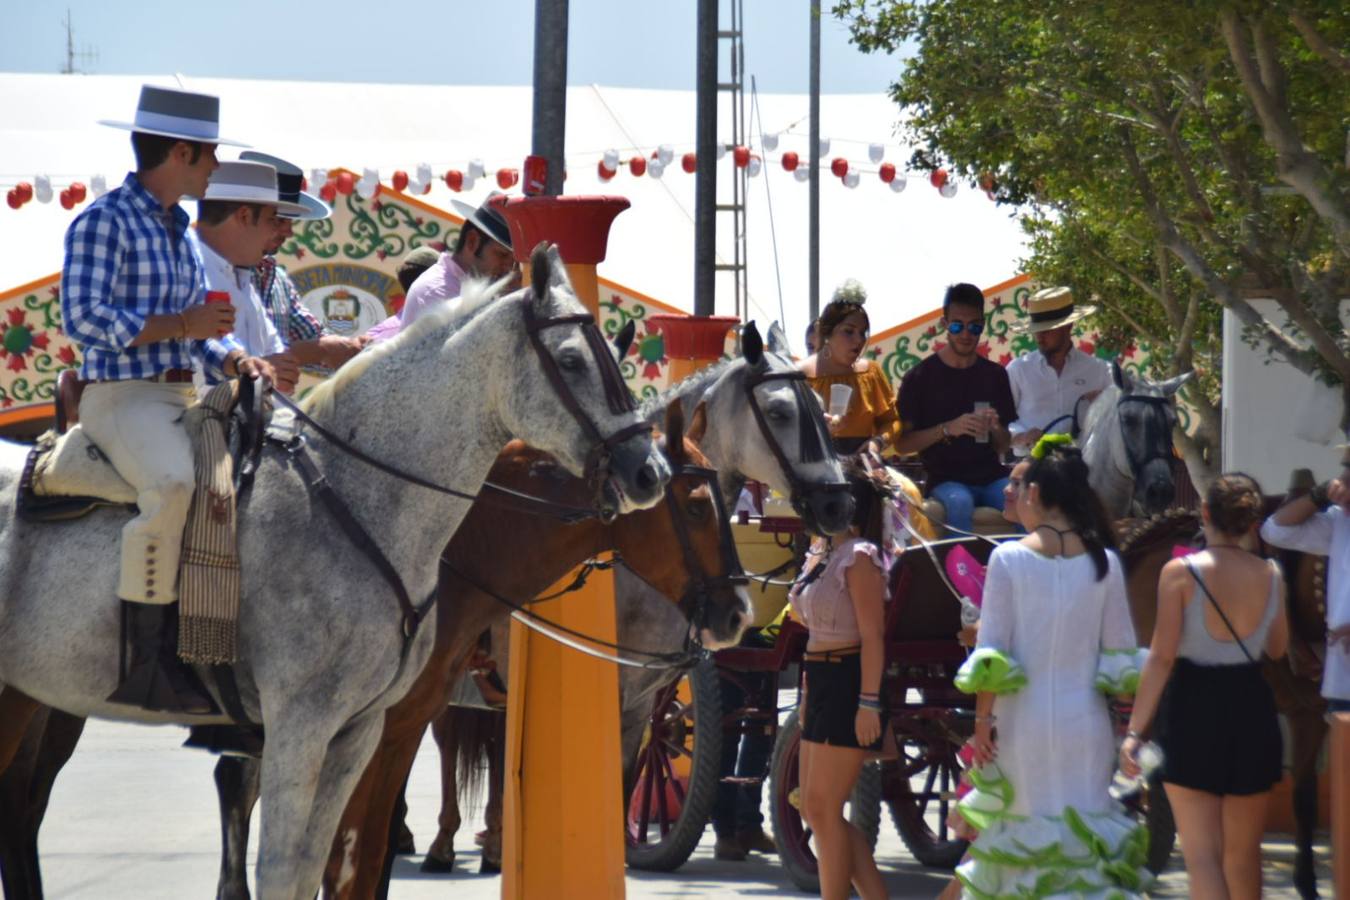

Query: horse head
[[692, 321, 853, 535], [1083, 363, 1191, 517], [499, 243, 671, 516], [609, 404, 751, 649]]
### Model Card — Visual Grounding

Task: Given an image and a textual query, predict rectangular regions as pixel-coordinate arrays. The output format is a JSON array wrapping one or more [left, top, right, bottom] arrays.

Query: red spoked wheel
[[885, 709, 971, 869], [769, 709, 882, 892], [625, 658, 721, 871]]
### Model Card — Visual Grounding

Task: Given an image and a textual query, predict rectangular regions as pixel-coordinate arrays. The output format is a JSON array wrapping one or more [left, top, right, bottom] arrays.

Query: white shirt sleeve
[[1260, 509, 1335, 555], [1006, 357, 1029, 436], [1099, 552, 1138, 649]]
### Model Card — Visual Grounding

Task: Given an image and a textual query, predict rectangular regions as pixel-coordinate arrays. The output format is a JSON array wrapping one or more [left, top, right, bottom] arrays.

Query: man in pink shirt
[[365, 194, 516, 342]]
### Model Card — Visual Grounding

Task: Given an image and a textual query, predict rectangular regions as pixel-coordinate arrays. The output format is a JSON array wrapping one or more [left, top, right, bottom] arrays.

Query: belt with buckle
[[93, 368, 195, 385], [803, 645, 861, 662]]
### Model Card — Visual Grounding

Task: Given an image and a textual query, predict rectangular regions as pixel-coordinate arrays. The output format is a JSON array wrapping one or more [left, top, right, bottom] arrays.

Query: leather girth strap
[[286, 438, 434, 640]]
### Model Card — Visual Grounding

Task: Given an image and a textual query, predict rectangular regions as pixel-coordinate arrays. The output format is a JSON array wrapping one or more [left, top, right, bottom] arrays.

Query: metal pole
[[808, 1, 821, 322], [694, 0, 718, 316], [532, 0, 569, 197]]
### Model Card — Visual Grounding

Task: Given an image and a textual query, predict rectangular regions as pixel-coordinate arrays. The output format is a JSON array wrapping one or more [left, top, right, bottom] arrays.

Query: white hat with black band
[[202, 161, 308, 216], [100, 84, 248, 147]]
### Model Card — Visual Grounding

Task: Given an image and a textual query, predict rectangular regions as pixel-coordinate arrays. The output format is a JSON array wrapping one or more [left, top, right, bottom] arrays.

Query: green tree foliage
[[835, 0, 1349, 478]]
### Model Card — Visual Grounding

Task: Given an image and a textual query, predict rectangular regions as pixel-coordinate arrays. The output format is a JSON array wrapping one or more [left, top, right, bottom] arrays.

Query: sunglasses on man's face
[[946, 320, 985, 336]]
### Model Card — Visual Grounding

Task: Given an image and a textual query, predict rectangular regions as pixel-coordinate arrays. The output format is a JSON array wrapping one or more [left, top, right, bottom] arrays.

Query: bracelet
[[857, 699, 883, 713], [1125, 730, 1144, 741], [940, 422, 951, 441], [858, 691, 880, 699], [974, 714, 996, 723]]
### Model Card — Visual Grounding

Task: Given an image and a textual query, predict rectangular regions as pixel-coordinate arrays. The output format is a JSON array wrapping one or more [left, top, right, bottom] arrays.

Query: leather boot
[[106, 601, 218, 715]]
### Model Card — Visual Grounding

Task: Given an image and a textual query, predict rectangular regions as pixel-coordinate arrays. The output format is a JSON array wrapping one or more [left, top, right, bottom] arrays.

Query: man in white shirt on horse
[[1006, 286, 1111, 455]]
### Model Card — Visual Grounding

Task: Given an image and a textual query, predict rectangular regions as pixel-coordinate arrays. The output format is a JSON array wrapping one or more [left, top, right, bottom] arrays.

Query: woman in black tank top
[[1121, 473, 1289, 900]]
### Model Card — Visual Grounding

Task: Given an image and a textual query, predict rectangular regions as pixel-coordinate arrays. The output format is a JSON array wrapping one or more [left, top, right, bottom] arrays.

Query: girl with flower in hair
[[953, 434, 1151, 897], [801, 280, 937, 540]]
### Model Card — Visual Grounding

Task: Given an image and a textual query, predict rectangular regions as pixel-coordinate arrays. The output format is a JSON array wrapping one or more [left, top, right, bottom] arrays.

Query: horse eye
[[558, 351, 586, 372], [767, 407, 792, 423], [687, 497, 712, 520]]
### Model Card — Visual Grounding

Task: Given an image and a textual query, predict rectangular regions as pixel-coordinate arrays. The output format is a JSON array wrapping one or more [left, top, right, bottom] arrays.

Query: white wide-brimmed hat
[[201, 161, 307, 216], [1014, 286, 1098, 334], [100, 85, 248, 147], [239, 151, 330, 220]]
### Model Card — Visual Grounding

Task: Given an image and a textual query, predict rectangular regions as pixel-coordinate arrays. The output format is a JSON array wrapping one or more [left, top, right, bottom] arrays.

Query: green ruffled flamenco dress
[[952, 646, 1152, 899]]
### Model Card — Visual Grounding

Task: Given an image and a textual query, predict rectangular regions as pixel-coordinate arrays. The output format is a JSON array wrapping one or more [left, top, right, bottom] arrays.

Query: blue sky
[[4, 0, 906, 95]]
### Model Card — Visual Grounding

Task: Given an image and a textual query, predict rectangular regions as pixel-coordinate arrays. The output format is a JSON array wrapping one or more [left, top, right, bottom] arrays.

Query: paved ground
[[36, 719, 1333, 898]]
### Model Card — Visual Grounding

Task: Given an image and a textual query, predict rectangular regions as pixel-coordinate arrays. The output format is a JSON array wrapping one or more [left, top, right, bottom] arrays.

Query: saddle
[[16, 370, 270, 523]]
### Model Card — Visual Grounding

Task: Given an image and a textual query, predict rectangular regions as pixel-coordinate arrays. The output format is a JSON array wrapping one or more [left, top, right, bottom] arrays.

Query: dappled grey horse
[[1080, 362, 1192, 518], [0, 245, 669, 900]]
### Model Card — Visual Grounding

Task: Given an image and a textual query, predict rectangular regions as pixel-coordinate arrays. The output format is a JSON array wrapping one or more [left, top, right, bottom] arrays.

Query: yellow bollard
[[493, 196, 629, 900]]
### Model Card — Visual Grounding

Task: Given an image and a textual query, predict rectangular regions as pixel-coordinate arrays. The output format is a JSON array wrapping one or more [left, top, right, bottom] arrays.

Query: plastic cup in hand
[[973, 400, 991, 443], [829, 384, 854, 417], [204, 291, 230, 304], [1108, 740, 1163, 803]]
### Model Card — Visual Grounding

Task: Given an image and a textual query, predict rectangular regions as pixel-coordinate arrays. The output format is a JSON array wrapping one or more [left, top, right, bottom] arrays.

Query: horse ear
[[1159, 370, 1193, 397], [686, 401, 708, 444], [742, 321, 764, 366], [664, 404, 687, 464], [612, 319, 636, 363], [1111, 360, 1127, 391], [530, 242, 552, 307], [766, 321, 788, 355]]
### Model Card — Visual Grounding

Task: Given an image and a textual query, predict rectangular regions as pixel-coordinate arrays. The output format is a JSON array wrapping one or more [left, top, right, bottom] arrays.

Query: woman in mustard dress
[[801, 281, 936, 540]]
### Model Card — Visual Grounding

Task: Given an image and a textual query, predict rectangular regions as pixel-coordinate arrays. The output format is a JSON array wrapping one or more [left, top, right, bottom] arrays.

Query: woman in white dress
[[954, 435, 1150, 898]]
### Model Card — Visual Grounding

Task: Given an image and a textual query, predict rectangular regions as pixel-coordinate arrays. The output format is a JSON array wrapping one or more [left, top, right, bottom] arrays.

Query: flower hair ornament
[[1030, 432, 1076, 460], [830, 278, 868, 307]]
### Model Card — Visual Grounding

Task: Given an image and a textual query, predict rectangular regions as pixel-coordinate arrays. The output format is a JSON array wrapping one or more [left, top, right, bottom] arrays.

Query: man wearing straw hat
[[61, 85, 273, 714], [239, 151, 366, 370], [1006, 286, 1111, 456], [1262, 440, 1350, 713]]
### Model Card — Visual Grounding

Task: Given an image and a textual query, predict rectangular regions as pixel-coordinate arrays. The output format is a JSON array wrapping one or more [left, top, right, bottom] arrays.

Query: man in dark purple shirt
[[896, 283, 1015, 533]]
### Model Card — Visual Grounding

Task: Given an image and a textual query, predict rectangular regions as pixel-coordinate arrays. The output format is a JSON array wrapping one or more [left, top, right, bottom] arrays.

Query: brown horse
[[1117, 508, 1329, 898], [0, 410, 751, 900]]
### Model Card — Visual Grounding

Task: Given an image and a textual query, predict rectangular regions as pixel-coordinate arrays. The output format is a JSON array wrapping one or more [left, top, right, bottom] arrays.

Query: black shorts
[[1156, 659, 1282, 796], [801, 652, 886, 751]]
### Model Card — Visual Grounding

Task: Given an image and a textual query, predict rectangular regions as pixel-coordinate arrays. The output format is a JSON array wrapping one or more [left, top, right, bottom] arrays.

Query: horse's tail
[[1117, 508, 1201, 560], [447, 705, 504, 813]]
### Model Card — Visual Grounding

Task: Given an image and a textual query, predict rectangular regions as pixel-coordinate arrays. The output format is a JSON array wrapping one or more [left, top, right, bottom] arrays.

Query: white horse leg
[[290, 711, 387, 900], [253, 720, 338, 900]]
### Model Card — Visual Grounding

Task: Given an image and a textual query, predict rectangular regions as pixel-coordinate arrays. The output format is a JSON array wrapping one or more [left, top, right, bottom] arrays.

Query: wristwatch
[[940, 422, 951, 442]]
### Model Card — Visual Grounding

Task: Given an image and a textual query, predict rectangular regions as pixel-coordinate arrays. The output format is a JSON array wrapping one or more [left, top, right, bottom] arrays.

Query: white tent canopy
[[0, 73, 1027, 348]]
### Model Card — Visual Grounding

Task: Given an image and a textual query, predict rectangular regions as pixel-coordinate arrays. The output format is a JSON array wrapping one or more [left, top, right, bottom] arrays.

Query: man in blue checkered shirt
[[60, 85, 274, 714]]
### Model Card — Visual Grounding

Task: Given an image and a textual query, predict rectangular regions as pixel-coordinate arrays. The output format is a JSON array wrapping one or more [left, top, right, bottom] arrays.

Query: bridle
[[267, 298, 657, 642], [741, 365, 848, 517], [660, 462, 749, 634], [439, 460, 748, 670], [1113, 393, 1177, 484], [522, 301, 650, 515]]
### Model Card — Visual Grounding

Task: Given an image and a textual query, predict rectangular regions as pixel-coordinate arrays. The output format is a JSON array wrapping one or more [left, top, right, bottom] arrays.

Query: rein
[[439, 462, 746, 670]]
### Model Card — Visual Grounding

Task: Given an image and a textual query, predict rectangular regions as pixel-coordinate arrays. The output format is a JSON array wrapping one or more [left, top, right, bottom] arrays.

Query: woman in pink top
[[789, 462, 891, 900]]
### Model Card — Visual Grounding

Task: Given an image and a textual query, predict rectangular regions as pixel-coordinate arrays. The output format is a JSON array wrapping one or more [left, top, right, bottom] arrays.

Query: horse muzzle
[[602, 435, 671, 516], [688, 582, 751, 651], [797, 485, 855, 536]]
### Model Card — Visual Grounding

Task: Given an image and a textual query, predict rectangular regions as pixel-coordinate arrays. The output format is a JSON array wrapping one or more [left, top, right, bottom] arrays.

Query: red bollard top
[[489, 195, 631, 266]]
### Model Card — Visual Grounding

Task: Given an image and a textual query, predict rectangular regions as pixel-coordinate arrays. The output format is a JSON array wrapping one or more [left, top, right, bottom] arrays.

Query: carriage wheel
[[625, 657, 722, 871], [768, 710, 882, 893], [885, 716, 970, 870]]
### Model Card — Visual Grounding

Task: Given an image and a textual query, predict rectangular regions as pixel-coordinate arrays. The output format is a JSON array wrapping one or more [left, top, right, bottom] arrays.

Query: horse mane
[[1080, 381, 1122, 439], [301, 274, 515, 419], [1117, 508, 1200, 560], [637, 355, 739, 425]]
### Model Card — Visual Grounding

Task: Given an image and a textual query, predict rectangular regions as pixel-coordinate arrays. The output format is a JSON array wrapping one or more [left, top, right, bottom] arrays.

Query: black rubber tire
[[1143, 774, 1176, 875], [769, 710, 882, 893], [625, 657, 723, 871]]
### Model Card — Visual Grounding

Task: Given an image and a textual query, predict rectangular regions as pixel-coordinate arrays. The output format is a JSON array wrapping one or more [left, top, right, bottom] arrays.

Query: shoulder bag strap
[[1182, 558, 1257, 664]]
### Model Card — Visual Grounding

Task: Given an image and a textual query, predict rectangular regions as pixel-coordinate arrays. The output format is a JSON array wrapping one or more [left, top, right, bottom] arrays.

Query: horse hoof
[[1294, 869, 1318, 900], [420, 853, 455, 873], [395, 823, 416, 855], [480, 857, 501, 875]]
